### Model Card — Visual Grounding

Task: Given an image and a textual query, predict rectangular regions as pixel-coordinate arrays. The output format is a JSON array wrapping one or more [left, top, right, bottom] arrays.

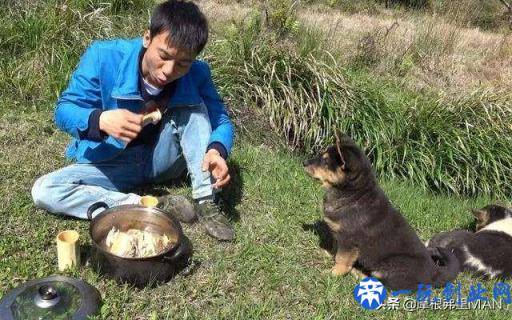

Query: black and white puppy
[[428, 205, 512, 279]]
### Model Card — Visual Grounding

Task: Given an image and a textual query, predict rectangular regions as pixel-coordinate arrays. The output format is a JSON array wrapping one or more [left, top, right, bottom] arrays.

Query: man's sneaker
[[196, 200, 234, 241], [156, 195, 197, 224]]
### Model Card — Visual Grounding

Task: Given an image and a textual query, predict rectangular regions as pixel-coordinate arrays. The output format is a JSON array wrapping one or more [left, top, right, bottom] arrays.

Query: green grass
[[1, 0, 511, 318]]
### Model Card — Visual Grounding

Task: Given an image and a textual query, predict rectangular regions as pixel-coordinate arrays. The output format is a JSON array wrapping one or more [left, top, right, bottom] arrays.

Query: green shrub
[[262, 0, 300, 37]]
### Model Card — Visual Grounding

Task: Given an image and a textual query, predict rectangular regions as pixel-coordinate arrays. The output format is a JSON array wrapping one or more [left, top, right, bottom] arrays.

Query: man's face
[[141, 30, 196, 88]]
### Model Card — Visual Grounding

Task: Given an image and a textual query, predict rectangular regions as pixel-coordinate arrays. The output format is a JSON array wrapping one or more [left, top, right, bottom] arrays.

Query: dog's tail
[[429, 247, 461, 287]]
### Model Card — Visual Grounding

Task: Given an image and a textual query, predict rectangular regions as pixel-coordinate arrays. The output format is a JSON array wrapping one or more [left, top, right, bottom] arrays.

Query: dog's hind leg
[[332, 247, 359, 276]]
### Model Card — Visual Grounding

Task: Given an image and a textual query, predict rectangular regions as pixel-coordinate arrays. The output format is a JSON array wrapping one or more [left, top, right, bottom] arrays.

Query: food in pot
[[104, 227, 173, 258]]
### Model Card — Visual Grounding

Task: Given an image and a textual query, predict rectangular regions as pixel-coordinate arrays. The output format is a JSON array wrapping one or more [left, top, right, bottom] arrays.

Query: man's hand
[[99, 109, 143, 143], [202, 149, 230, 189]]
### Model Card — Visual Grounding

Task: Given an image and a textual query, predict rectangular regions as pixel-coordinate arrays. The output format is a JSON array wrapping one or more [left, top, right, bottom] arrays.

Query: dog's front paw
[[350, 268, 366, 280], [331, 263, 352, 276]]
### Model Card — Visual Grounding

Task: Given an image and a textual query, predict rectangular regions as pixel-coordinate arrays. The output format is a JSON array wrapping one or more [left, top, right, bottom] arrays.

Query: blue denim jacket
[[55, 38, 234, 163]]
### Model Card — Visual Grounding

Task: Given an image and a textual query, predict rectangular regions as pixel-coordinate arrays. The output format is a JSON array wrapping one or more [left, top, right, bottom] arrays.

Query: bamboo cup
[[56, 230, 80, 271], [140, 195, 159, 207]]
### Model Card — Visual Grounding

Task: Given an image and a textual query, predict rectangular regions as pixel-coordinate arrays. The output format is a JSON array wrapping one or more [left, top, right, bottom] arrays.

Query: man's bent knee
[[31, 174, 60, 213], [31, 175, 46, 207]]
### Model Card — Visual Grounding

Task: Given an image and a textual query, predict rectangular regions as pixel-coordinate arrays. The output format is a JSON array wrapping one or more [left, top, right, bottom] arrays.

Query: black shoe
[[196, 200, 235, 241], [156, 195, 197, 224]]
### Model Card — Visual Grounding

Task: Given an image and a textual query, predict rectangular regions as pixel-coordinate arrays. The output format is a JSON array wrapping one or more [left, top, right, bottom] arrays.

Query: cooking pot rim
[[88, 203, 183, 261]]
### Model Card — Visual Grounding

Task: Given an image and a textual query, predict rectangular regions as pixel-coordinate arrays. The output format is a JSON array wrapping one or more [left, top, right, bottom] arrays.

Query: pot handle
[[164, 236, 191, 262], [87, 202, 109, 220]]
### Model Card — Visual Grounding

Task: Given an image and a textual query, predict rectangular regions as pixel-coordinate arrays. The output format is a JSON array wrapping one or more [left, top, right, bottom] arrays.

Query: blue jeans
[[32, 104, 215, 219]]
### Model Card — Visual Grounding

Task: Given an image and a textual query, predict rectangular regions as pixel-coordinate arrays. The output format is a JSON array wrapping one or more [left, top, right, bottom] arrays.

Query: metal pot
[[87, 202, 192, 288]]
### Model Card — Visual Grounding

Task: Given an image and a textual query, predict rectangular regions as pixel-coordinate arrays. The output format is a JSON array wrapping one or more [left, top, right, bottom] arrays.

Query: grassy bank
[[206, 9, 512, 197], [1, 0, 511, 197]]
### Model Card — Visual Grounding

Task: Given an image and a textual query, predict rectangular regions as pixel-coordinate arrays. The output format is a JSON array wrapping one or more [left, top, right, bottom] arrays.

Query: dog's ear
[[472, 208, 490, 227], [333, 130, 346, 170]]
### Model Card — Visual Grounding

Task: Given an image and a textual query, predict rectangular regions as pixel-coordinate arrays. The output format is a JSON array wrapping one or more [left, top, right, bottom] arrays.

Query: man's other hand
[[202, 149, 230, 189], [99, 109, 143, 143]]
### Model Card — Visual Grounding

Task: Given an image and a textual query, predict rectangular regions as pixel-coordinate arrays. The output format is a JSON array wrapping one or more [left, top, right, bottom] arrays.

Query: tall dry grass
[[297, 7, 512, 93]]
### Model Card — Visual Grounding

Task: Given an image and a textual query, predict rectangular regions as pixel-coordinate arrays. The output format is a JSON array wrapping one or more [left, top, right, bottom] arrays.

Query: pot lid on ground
[[0, 275, 100, 320]]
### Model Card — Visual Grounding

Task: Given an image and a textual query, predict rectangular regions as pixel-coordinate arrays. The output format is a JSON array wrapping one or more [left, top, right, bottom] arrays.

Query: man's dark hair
[[150, 0, 209, 54]]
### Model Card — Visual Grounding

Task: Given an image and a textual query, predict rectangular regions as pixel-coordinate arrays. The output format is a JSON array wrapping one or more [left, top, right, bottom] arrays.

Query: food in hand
[[141, 109, 162, 127]]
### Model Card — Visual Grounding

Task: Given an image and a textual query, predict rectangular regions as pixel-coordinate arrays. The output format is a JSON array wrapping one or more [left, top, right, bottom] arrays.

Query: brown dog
[[304, 134, 460, 290]]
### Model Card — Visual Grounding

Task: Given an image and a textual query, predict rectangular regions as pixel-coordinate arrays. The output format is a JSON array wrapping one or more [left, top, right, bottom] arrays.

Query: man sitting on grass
[[31, 0, 235, 241]]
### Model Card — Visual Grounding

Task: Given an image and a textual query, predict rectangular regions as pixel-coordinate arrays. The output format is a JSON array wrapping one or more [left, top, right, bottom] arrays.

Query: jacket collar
[[111, 38, 144, 100]]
